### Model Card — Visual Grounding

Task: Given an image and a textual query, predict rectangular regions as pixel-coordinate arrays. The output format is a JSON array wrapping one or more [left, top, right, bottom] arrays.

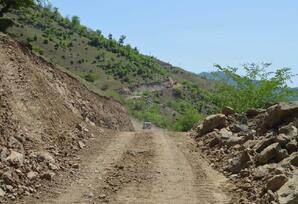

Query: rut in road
[[20, 130, 230, 204]]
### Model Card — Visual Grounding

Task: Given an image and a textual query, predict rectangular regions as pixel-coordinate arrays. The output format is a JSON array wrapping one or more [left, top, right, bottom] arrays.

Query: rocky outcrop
[[193, 103, 298, 204]]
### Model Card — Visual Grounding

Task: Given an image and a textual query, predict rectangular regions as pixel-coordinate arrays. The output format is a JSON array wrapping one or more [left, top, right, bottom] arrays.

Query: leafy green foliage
[[0, 0, 45, 16], [83, 73, 96, 82], [167, 100, 203, 131], [174, 109, 202, 131], [126, 100, 172, 129], [214, 63, 296, 112]]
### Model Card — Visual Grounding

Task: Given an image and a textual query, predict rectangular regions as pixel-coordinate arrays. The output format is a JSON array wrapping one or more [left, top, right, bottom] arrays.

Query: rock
[[285, 140, 298, 152], [277, 175, 298, 204], [267, 174, 288, 192], [279, 152, 298, 167], [279, 125, 298, 137], [257, 143, 281, 165], [266, 190, 278, 202], [254, 138, 275, 153], [260, 102, 298, 131], [40, 171, 55, 181], [224, 136, 244, 147], [246, 108, 265, 117], [5, 150, 24, 167], [78, 141, 85, 149], [219, 128, 232, 138], [274, 134, 291, 146], [35, 151, 55, 164], [2, 170, 19, 185], [231, 124, 249, 133], [276, 149, 289, 163], [253, 166, 269, 180], [222, 106, 234, 116], [228, 150, 253, 173], [27, 171, 38, 180], [197, 114, 227, 136], [72, 163, 79, 169], [0, 187, 5, 197], [0, 147, 9, 161], [49, 163, 59, 170]]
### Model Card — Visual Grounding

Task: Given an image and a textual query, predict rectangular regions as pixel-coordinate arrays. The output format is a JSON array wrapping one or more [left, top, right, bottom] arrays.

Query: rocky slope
[[0, 33, 133, 201], [192, 103, 298, 204]]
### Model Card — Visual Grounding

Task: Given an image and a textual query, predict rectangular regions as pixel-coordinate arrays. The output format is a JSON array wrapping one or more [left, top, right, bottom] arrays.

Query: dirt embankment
[[0, 33, 133, 202]]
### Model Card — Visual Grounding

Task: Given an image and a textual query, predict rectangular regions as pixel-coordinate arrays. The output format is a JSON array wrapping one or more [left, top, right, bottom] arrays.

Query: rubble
[[193, 103, 298, 204], [0, 33, 133, 202]]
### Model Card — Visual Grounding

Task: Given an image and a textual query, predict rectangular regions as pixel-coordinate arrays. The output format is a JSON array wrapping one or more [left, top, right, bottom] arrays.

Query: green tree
[[0, 0, 45, 16], [71, 15, 80, 28], [214, 63, 296, 112], [118, 35, 126, 45], [108, 33, 113, 40]]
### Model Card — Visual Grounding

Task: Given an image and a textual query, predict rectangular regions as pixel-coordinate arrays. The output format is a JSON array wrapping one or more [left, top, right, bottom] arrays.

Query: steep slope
[[0, 32, 132, 201], [2, 5, 219, 130]]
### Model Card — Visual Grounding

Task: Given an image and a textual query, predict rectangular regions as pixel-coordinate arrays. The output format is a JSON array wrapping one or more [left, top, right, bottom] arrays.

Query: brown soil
[[0, 33, 234, 204], [0, 33, 132, 202], [13, 128, 232, 204]]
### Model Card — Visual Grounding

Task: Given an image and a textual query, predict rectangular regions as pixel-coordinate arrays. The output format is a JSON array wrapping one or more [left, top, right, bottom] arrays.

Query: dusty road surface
[[16, 128, 231, 204]]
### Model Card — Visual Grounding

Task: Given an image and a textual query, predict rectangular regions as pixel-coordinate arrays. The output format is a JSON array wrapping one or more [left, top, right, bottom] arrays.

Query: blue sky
[[50, 0, 298, 87]]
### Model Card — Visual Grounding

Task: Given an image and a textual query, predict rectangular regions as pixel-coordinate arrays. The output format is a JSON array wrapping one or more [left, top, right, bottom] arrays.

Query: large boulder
[[257, 143, 281, 165], [277, 174, 298, 204], [260, 102, 298, 131], [197, 114, 227, 136]]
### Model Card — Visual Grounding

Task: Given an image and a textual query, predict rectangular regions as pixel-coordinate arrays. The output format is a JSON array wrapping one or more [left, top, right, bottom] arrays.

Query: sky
[[49, 0, 298, 87]]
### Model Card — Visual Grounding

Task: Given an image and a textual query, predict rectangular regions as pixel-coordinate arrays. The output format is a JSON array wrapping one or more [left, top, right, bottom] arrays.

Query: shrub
[[214, 63, 296, 112], [174, 109, 202, 132], [84, 73, 95, 82]]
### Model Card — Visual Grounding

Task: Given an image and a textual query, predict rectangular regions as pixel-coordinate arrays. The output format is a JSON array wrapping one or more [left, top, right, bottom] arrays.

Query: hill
[[0, 32, 132, 201], [2, 5, 218, 130]]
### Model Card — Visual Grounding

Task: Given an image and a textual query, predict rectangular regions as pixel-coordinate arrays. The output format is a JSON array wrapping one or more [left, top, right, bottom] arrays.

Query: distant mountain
[[198, 71, 235, 85], [289, 88, 298, 101]]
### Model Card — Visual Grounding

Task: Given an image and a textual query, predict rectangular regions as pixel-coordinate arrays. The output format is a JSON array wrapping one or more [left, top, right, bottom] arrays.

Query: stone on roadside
[[197, 114, 227, 136], [266, 174, 288, 192], [257, 143, 281, 165], [5, 150, 24, 167], [27, 171, 38, 180], [222, 106, 234, 116]]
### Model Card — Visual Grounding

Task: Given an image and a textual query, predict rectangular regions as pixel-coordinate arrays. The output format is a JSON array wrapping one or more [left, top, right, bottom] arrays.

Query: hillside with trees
[[1, 1, 296, 131]]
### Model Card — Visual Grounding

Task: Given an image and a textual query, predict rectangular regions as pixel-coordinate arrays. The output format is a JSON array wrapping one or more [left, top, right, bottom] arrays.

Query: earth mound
[[0, 33, 133, 201]]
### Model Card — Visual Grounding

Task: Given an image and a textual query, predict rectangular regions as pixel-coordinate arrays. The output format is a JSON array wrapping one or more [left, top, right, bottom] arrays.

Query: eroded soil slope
[[0, 33, 133, 201]]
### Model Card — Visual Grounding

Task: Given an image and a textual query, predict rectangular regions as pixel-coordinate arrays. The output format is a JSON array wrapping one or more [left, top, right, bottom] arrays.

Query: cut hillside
[[2, 5, 219, 130], [0, 32, 133, 201]]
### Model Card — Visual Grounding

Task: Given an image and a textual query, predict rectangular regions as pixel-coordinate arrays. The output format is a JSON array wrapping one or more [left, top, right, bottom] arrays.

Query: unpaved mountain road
[[15, 129, 231, 204]]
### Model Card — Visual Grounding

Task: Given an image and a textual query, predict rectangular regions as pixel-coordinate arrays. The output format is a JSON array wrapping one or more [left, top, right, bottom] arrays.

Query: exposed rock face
[[0, 33, 133, 201], [193, 102, 298, 204]]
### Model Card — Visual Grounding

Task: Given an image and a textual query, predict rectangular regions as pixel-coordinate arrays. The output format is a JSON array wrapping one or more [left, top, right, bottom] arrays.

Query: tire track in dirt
[[41, 131, 136, 204], [93, 131, 156, 204]]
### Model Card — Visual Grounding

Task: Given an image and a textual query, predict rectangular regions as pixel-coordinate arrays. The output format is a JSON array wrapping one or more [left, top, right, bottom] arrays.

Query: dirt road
[[16, 128, 230, 204]]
